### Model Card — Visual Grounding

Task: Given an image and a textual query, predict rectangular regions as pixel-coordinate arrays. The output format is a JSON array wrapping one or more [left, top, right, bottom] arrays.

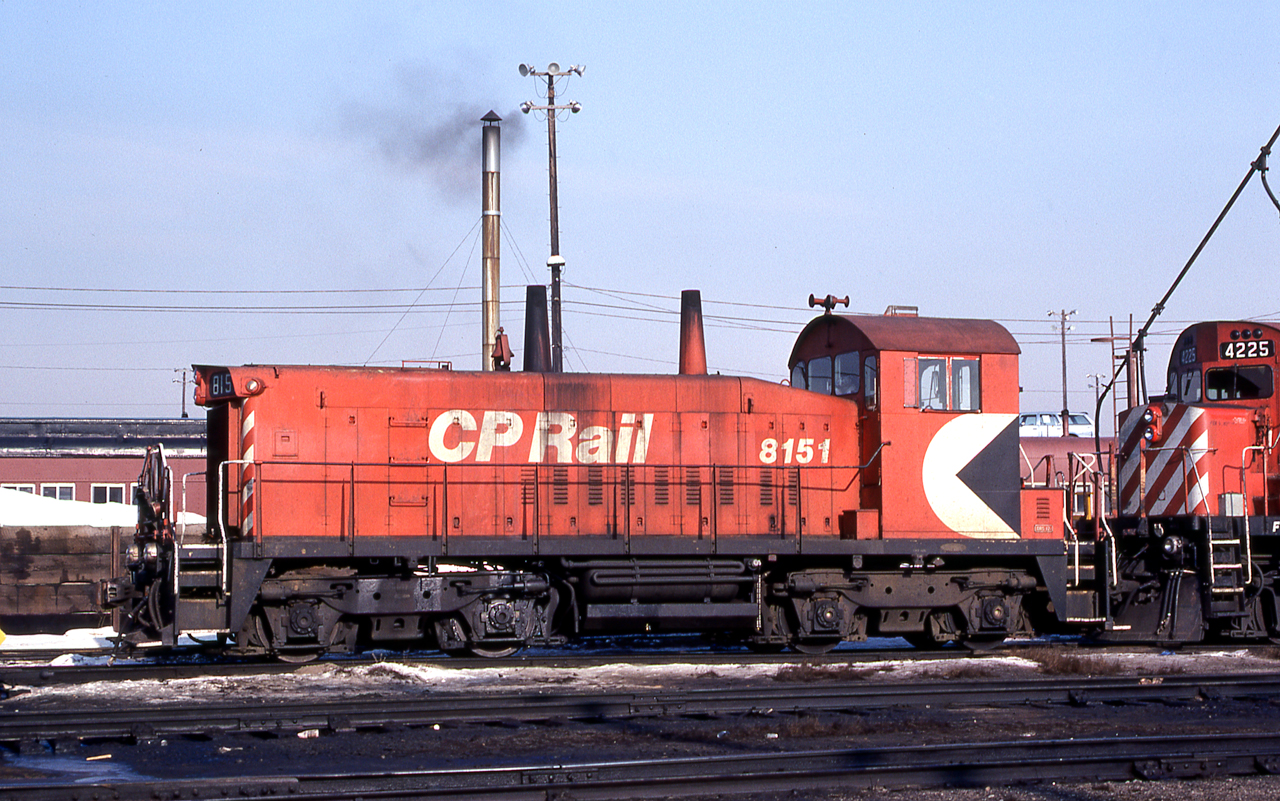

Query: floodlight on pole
[[520, 62, 584, 373]]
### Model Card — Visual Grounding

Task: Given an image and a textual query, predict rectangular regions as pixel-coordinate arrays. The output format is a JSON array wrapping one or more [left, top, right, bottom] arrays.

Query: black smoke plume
[[342, 62, 527, 202]]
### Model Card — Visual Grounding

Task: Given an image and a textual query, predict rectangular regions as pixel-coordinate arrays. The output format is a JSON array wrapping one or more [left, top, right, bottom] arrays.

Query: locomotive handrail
[[216, 459, 252, 595], [1241, 443, 1273, 518], [173, 470, 207, 614], [1066, 451, 1108, 521], [219, 456, 875, 545], [1238, 444, 1268, 586], [1019, 447, 1038, 485], [1179, 445, 1209, 517], [1100, 513, 1118, 590]]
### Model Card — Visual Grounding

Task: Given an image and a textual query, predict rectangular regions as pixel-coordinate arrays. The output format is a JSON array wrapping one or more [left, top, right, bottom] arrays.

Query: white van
[[1018, 412, 1095, 438]]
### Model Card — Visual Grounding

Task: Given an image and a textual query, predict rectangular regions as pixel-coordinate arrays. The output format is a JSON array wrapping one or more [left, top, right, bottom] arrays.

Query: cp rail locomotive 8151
[[104, 293, 1280, 658]]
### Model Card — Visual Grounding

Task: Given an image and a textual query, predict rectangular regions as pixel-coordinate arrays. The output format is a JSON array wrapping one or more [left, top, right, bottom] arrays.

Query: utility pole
[[1051, 309, 1076, 436], [173, 368, 189, 418], [520, 62, 583, 373], [1087, 373, 1105, 422]]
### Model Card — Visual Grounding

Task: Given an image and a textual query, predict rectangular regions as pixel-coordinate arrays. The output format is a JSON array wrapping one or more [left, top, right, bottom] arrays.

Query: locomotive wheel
[[961, 634, 1007, 651], [791, 638, 841, 655], [252, 609, 324, 663], [252, 612, 274, 653], [466, 642, 523, 658]]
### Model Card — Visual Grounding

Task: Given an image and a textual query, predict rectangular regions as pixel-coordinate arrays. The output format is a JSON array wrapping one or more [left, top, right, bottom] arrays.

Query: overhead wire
[[430, 222, 484, 362], [362, 219, 480, 365]]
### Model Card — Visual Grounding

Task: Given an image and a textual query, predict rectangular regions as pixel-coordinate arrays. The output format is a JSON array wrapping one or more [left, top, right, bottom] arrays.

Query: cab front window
[[808, 356, 833, 395], [1180, 370, 1201, 402], [1205, 365, 1273, 400], [834, 351, 860, 396]]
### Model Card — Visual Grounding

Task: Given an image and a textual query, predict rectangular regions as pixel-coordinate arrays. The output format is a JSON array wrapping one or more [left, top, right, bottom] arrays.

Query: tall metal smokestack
[[523, 285, 552, 373], [679, 289, 708, 376], [481, 111, 502, 371]]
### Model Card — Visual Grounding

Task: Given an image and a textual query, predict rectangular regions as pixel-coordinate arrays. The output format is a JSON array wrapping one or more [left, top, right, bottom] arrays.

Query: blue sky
[[2, 2, 1278, 430]]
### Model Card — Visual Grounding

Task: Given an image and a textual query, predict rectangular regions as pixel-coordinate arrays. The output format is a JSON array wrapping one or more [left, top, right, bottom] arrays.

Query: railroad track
[[3, 732, 1280, 800], [4, 671, 1280, 747]]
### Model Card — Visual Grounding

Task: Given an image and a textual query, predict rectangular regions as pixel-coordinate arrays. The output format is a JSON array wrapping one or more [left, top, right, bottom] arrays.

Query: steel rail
[[4, 672, 1280, 747], [3, 732, 1280, 800]]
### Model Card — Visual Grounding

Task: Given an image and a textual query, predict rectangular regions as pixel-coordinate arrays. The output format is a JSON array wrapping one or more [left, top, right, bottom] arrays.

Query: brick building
[[0, 418, 207, 517]]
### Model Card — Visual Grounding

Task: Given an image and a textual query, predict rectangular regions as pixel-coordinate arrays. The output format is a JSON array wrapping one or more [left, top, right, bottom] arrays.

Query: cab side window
[[909, 356, 981, 412], [951, 358, 980, 411], [918, 358, 947, 410], [791, 362, 806, 390], [864, 355, 878, 410]]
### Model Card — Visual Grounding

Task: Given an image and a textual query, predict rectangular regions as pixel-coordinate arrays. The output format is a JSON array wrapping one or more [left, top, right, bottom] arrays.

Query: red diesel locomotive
[[1102, 320, 1280, 642], [106, 293, 1280, 657]]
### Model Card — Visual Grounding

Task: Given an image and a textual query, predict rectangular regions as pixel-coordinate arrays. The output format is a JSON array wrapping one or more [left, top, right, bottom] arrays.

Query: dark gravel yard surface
[[6, 645, 1280, 798]]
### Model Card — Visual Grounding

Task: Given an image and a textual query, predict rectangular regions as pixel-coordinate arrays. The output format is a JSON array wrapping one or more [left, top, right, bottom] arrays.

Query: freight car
[[106, 292, 1106, 659]]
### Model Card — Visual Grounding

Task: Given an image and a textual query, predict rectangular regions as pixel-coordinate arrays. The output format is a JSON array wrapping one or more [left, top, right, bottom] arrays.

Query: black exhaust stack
[[523, 285, 552, 373], [679, 289, 708, 376]]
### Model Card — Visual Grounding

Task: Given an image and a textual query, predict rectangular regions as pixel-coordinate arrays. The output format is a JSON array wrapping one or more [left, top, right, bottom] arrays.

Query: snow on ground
[[0, 487, 204, 527], [4, 626, 1280, 708], [0, 627, 115, 653]]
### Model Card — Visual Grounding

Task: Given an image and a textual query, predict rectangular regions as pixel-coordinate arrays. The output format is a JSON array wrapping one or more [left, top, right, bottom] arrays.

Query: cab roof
[[788, 314, 1020, 366]]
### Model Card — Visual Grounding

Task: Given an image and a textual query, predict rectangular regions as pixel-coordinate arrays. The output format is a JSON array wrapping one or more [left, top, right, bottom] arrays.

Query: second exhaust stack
[[679, 289, 707, 376]]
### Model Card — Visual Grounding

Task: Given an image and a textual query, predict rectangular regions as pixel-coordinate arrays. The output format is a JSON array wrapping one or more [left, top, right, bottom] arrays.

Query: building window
[[41, 483, 75, 501], [91, 484, 127, 504], [2, 484, 35, 494]]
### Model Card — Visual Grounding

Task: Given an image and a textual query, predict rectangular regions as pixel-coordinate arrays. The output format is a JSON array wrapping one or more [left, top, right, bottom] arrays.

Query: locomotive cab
[[1122, 321, 1280, 518], [789, 307, 1063, 541]]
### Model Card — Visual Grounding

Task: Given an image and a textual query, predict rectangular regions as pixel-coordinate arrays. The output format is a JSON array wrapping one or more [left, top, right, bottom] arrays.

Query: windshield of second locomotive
[[792, 351, 861, 398], [1166, 323, 1277, 403]]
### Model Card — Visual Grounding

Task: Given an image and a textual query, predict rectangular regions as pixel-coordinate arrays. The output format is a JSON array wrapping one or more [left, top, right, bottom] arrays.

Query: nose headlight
[[1140, 407, 1163, 445]]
